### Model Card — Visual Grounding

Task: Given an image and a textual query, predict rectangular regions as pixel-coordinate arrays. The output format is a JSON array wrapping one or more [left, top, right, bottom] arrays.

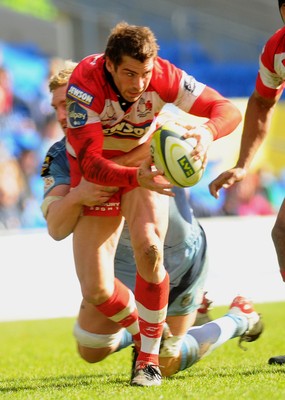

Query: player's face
[[106, 55, 154, 103], [51, 84, 68, 134]]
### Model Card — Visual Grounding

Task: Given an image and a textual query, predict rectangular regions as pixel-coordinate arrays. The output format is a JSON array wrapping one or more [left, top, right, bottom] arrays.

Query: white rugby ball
[[150, 123, 204, 187]]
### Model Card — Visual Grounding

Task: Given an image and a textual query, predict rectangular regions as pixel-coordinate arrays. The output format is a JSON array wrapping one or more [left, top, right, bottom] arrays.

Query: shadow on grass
[[0, 373, 128, 394], [170, 365, 285, 381]]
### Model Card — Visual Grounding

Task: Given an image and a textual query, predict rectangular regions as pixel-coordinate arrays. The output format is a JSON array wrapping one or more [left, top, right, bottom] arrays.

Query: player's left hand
[[137, 156, 175, 196]]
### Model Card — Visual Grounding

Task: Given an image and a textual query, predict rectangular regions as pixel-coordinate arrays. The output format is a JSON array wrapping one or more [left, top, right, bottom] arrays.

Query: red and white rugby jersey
[[256, 26, 285, 99], [66, 54, 238, 187]]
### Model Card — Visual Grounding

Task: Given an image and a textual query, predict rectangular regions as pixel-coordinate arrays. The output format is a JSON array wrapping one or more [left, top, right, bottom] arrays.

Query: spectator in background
[[0, 156, 26, 229], [265, 168, 285, 212], [0, 66, 13, 115], [0, 61, 52, 229], [39, 112, 63, 159], [222, 171, 275, 216]]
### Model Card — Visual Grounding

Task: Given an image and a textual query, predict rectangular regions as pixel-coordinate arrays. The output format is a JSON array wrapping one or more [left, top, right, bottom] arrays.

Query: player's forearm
[[68, 125, 139, 186], [190, 86, 242, 140], [236, 93, 276, 170], [46, 192, 82, 240]]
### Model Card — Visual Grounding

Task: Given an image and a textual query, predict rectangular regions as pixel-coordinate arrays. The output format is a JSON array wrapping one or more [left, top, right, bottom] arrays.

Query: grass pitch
[[1, 302, 285, 400]]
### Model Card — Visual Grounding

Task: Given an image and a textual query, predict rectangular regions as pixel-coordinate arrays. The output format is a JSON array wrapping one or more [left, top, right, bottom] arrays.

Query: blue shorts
[[114, 224, 208, 317]]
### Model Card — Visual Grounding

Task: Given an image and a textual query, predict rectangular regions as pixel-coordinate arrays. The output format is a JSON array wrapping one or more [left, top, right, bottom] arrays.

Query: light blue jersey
[[41, 138, 208, 316]]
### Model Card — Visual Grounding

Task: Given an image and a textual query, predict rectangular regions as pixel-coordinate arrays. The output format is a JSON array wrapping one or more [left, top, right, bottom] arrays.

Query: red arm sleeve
[[67, 123, 139, 187], [189, 86, 242, 140]]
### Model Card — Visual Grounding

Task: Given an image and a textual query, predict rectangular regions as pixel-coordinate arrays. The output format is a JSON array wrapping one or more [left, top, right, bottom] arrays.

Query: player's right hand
[[209, 167, 247, 199], [137, 156, 174, 196]]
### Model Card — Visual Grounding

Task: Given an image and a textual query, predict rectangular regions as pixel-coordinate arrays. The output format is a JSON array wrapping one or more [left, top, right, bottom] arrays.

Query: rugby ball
[[150, 123, 204, 187]]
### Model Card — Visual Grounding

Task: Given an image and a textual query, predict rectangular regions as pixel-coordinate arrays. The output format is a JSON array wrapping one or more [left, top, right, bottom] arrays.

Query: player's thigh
[[121, 187, 169, 245], [73, 215, 124, 296], [166, 313, 197, 337], [73, 215, 124, 258]]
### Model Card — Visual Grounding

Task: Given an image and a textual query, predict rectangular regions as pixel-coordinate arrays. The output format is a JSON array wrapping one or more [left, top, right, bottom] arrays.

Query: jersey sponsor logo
[[184, 75, 196, 93], [68, 102, 88, 127], [67, 84, 94, 105], [103, 121, 148, 137], [89, 202, 120, 211]]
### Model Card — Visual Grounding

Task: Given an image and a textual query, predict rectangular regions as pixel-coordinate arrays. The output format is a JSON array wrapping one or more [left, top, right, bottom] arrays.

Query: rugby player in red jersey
[[209, 0, 285, 366], [42, 61, 263, 384], [65, 22, 241, 386]]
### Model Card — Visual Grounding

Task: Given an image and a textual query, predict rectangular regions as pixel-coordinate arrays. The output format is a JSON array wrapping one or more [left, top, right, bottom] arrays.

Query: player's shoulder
[[41, 137, 68, 178], [267, 26, 285, 43], [263, 27, 285, 55], [71, 54, 104, 78], [151, 57, 183, 102], [45, 136, 66, 159], [67, 54, 105, 108], [152, 57, 182, 81]]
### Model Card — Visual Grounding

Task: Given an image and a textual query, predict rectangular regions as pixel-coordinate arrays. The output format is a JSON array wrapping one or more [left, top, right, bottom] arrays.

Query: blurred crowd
[[0, 61, 63, 230], [0, 60, 282, 231], [189, 163, 282, 218]]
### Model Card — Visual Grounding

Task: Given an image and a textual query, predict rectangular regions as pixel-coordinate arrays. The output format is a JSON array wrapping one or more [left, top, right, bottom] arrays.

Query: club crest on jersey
[[180, 294, 192, 308], [68, 102, 88, 127], [67, 84, 94, 105], [137, 97, 152, 117]]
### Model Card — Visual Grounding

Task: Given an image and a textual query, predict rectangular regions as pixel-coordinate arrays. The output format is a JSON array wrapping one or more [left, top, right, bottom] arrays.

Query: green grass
[[1, 302, 285, 399]]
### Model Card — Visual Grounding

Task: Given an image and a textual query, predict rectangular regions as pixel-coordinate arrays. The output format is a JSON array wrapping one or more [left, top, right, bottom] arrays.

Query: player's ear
[[105, 57, 113, 73], [281, 4, 285, 23]]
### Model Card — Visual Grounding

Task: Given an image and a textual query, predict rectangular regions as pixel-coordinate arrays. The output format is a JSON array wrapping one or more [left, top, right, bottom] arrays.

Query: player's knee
[[145, 243, 161, 264], [73, 322, 123, 363], [77, 344, 110, 363], [81, 283, 113, 305], [141, 243, 163, 273]]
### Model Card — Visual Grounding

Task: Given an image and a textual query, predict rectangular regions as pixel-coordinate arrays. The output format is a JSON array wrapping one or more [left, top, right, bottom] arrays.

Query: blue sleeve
[[41, 137, 71, 197]]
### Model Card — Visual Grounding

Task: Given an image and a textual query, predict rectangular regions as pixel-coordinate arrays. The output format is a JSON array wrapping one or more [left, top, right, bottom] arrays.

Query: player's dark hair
[[279, 0, 285, 8], [104, 21, 159, 69]]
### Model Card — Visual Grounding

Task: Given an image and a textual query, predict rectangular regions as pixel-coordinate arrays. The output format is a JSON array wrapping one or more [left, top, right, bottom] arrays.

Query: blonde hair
[[49, 60, 78, 92]]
